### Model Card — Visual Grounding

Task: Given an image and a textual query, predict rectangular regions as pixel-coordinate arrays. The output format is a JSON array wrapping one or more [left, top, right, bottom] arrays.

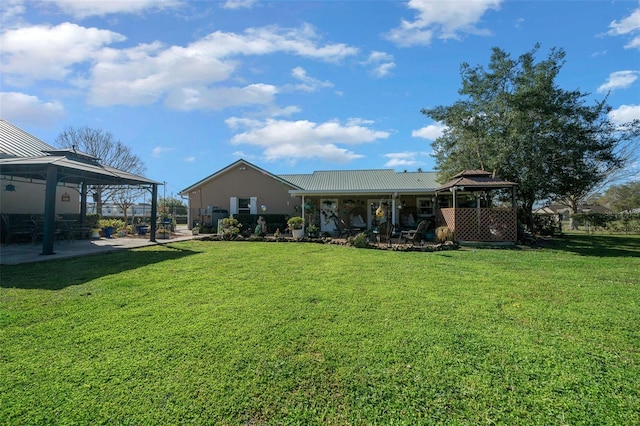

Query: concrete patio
[[0, 225, 200, 265]]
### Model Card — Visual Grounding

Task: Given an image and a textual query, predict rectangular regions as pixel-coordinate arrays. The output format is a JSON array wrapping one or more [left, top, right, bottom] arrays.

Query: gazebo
[[0, 148, 160, 255], [435, 170, 518, 243]]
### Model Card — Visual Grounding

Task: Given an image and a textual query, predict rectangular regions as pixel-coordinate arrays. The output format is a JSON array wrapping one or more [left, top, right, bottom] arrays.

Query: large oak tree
[[422, 44, 639, 231]]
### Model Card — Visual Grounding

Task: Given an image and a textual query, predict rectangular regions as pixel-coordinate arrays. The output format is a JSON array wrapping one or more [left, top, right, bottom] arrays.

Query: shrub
[[98, 218, 126, 231], [435, 226, 454, 243], [86, 213, 100, 228], [533, 214, 560, 236], [221, 216, 242, 239], [287, 216, 304, 230], [352, 232, 369, 248]]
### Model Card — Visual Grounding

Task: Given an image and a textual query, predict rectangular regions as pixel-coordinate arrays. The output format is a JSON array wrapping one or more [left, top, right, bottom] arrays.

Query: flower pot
[[136, 225, 149, 236], [292, 228, 304, 240], [91, 228, 101, 239], [103, 226, 115, 238]]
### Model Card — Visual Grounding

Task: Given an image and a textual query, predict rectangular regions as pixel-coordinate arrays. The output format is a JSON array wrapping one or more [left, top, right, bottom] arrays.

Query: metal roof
[[436, 171, 517, 192], [281, 169, 440, 194], [181, 159, 442, 196], [0, 150, 159, 186], [0, 119, 55, 158]]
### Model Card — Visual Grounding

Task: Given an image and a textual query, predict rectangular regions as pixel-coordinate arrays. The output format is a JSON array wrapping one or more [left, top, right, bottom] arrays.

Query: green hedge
[[233, 214, 289, 234]]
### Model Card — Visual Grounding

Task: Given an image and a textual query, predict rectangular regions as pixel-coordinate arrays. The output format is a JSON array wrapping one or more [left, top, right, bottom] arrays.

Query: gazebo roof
[[436, 170, 517, 192], [0, 148, 158, 186]]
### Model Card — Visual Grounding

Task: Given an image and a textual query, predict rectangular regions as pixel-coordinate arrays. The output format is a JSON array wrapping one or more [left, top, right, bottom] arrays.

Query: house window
[[417, 198, 434, 217], [238, 198, 251, 214]]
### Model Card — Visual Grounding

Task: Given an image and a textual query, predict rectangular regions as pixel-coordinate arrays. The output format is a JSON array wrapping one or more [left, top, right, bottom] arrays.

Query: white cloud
[[196, 24, 358, 62], [386, 0, 502, 47], [363, 51, 396, 78], [1, 22, 356, 109], [597, 70, 639, 93], [151, 146, 174, 158], [167, 83, 278, 111], [0, 0, 26, 27], [221, 0, 257, 10], [383, 151, 429, 168], [607, 7, 640, 50], [89, 23, 357, 110], [412, 123, 447, 140], [225, 117, 389, 162], [371, 62, 396, 78], [49, 0, 182, 18], [0, 22, 126, 85], [0, 92, 66, 127], [609, 104, 640, 125], [184, 156, 196, 162], [287, 67, 333, 92], [362, 50, 396, 78]]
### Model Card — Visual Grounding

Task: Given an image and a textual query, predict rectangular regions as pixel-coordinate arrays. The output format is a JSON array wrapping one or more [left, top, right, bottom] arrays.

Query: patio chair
[[403, 220, 428, 247], [375, 221, 394, 246], [349, 207, 367, 231], [1, 214, 33, 244], [333, 217, 351, 238]]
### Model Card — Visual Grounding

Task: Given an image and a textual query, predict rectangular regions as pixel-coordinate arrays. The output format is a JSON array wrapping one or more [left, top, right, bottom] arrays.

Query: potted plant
[[87, 213, 101, 239], [98, 218, 115, 238], [156, 227, 171, 239], [287, 216, 305, 239], [135, 219, 149, 236], [307, 223, 320, 238]]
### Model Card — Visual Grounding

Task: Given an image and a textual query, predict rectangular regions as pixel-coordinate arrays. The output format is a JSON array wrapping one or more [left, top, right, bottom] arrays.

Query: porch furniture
[[349, 207, 367, 231], [333, 218, 351, 238], [402, 220, 428, 247], [374, 221, 394, 246], [1, 214, 34, 244]]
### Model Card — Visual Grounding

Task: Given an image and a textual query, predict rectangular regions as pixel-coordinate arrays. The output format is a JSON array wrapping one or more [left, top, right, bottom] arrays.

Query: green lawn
[[1, 235, 639, 425]]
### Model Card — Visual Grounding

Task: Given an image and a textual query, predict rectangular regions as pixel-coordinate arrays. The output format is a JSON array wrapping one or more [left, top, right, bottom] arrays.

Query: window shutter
[[229, 197, 237, 215], [250, 197, 257, 215]]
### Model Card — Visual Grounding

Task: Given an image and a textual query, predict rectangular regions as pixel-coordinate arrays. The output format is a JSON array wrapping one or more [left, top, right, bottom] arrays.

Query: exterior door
[[319, 198, 338, 233]]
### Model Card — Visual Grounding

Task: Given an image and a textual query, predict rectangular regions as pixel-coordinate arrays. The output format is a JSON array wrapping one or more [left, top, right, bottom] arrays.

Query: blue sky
[[1, 0, 639, 196]]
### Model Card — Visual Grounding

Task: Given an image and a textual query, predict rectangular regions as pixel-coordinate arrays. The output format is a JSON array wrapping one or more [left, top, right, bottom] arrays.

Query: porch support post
[[41, 165, 58, 255], [149, 184, 158, 242], [301, 195, 305, 232], [80, 182, 87, 226], [391, 197, 397, 227]]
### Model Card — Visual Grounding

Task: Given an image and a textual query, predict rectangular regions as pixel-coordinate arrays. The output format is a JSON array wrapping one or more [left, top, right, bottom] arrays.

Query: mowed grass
[[1, 235, 639, 425]]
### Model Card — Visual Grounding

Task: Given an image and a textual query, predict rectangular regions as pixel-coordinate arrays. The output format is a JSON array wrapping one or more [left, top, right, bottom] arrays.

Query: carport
[[0, 148, 160, 255]]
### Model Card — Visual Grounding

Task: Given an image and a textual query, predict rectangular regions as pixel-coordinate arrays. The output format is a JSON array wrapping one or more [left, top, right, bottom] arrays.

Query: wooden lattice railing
[[436, 208, 517, 242]]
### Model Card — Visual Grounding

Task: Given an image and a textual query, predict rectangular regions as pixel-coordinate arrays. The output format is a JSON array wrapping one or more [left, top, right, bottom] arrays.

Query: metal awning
[[0, 149, 160, 255]]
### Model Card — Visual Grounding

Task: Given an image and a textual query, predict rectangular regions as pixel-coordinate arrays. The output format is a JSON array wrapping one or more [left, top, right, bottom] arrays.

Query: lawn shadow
[[544, 233, 640, 258], [1, 244, 200, 290]]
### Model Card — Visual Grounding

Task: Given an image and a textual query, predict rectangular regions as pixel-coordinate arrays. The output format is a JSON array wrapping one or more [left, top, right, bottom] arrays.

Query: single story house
[[180, 159, 518, 243]]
